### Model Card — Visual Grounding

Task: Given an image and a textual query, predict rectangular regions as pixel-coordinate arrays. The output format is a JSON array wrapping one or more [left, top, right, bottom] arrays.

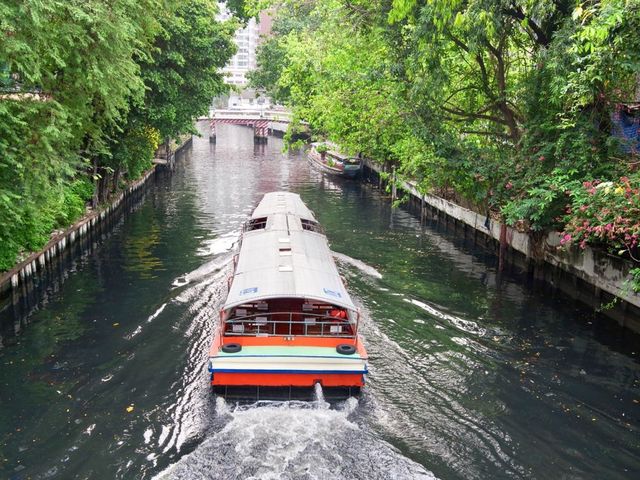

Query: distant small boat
[[207, 192, 368, 400], [307, 142, 362, 179]]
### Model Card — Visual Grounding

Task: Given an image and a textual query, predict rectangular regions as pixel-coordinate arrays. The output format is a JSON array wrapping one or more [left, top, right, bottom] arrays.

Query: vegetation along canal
[[1, 124, 639, 479]]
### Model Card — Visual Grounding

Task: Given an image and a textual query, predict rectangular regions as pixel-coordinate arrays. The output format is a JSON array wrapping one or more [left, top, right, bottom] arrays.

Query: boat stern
[[342, 163, 361, 178], [208, 342, 368, 390]]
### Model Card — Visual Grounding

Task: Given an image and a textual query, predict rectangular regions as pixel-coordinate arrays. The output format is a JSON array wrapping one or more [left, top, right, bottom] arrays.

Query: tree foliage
[[0, 0, 239, 270], [252, 0, 640, 267], [140, 0, 236, 140]]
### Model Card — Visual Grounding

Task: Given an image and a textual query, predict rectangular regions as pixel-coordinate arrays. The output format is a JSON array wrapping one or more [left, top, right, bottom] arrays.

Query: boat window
[[300, 219, 324, 233], [279, 247, 292, 256], [244, 217, 267, 231]]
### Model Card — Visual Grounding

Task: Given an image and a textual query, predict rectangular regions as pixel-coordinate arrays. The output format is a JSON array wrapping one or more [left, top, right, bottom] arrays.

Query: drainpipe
[[498, 223, 507, 272]]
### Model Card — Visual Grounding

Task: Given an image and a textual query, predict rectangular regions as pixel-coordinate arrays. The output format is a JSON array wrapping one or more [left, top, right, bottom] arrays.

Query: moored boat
[[307, 142, 362, 178], [208, 192, 368, 400]]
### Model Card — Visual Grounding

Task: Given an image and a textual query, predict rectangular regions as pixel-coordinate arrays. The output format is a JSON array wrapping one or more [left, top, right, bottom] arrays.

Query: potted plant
[[316, 143, 329, 162]]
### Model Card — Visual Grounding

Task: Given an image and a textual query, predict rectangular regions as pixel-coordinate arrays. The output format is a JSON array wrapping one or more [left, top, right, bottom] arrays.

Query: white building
[[218, 8, 259, 88]]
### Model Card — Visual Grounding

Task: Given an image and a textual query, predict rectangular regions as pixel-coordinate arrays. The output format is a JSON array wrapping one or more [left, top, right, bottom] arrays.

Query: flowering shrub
[[562, 175, 640, 260]]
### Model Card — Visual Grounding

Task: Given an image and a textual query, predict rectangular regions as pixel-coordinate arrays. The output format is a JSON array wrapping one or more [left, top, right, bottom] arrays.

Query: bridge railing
[[208, 109, 292, 122]]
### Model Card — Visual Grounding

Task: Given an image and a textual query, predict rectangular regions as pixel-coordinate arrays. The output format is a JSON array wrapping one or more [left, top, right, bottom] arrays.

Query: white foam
[[406, 298, 487, 336], [124, 303, 168, 340], [172, 257, 233, 289], [196, 231, 240, 257], [332, 251, 383, 279], [153, 396, 436, 480], [313, 383, 329, 410]]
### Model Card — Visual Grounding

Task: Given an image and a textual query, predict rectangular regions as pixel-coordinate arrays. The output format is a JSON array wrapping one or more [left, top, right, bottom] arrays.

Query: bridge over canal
[[204, 109, 293, 143]]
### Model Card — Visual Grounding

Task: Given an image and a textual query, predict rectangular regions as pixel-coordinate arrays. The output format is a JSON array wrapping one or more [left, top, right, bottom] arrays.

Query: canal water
[[1, 123, 639, 480]]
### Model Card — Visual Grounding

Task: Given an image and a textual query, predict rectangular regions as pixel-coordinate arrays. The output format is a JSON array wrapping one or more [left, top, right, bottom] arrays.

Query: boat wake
[[172, 255, 234, 289], [405, 297, 487, 336], [153, 390, 436, 480], [196, 231, 240, 257], [152, 230, 432, 480], [332, 251, 382, 279]]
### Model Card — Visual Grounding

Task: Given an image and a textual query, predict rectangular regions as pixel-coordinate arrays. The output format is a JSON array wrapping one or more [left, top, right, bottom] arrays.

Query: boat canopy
[[251, 191, 316, 220], [223, 192, 356, 311]]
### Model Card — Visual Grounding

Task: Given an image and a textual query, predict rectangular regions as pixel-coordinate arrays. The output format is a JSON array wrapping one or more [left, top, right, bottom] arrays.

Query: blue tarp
[[612, 106, 640, 154]]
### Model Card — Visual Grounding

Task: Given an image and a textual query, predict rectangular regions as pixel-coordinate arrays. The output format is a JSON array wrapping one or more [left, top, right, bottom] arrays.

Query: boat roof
[[224, 192, 356, 311], [251, 191, 316, 220]]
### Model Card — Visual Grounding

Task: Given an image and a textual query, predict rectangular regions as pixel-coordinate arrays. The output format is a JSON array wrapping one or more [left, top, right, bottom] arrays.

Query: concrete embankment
[[362, 159, 640, 333], [0, 137, 193, 319]]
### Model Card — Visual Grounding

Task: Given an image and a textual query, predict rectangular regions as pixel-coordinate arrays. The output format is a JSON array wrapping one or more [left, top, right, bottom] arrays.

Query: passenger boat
[[307, 142, 362, 179], [208, 192, 368, 400]]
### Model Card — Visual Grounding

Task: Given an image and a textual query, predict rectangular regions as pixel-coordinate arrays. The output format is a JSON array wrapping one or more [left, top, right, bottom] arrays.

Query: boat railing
[[225, 311, 355, 338]]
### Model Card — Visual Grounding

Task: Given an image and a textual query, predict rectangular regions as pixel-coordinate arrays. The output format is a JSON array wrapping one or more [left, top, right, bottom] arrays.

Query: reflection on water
[[123, 219, 164, 279], [0, 123, 638, 480]]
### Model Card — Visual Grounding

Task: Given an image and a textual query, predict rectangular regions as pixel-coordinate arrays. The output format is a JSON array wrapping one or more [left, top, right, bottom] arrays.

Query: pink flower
[[560, 234, 572, 245], [539, 155, 545, 162], [505, 181, 513, 190]]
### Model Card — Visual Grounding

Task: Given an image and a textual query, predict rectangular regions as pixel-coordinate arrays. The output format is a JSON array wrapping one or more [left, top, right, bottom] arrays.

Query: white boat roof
[[251, 191, 316, 220], [224, 192, 356, 311]]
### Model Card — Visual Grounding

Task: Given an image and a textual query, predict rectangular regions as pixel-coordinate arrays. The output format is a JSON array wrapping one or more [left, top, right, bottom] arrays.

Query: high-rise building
[[218, 6, 273, 88]]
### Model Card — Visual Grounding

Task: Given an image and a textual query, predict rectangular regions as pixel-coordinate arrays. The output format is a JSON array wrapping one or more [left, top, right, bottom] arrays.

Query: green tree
[[0, 0, 239, 270], [97, 0, 237, 203], [250, 0, 640, 278], [0, 0, 161, 269], [141, 0, 236, 141]]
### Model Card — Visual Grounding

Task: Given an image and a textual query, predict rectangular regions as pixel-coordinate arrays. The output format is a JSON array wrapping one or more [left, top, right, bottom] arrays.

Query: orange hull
[[211, 371, 364, 387]]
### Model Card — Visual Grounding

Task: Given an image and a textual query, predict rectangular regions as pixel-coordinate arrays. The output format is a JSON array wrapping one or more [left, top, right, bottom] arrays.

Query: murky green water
[[1, 123, 639, 480]]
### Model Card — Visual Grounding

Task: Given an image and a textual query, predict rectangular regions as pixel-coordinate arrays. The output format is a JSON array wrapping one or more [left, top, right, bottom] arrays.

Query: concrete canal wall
[[0, 137, 193, 321], [362, 160, 640, 333], [268, 121, 289, 138]]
